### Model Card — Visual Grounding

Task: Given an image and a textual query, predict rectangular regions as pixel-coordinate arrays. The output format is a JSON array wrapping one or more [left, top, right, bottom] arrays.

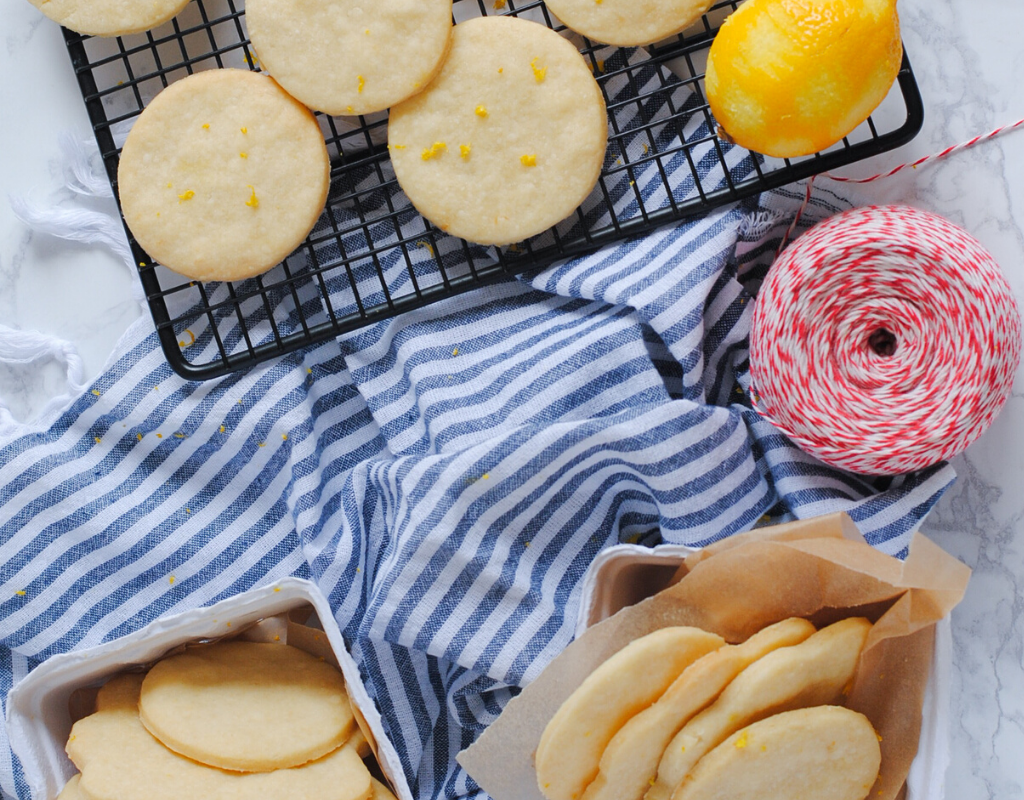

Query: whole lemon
[[706, 0, 902, 158]]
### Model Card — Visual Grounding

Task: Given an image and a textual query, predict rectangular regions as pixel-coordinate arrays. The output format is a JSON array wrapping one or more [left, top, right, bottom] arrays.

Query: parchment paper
[[458, 513, 970, 800]]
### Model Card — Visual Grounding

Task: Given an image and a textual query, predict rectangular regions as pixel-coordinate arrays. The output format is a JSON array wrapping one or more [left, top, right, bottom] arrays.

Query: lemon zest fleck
[[220, 425, 226, 433], [136, 433, 143, 442], [240, 152, 248, 158], [202, 123, 209, 129], [460, 144, 471, 159], [241, 127, 247, 134], [282, 433, 288, 441], [530, 57, 547, 83], [417, 240, 435, 257], [246, 185, 259, 209], [178, 190, 195, 202], [421, 141, 448, 160], [357, 75, 365, 94], [94, 437, 102, 444], [274, 586, 281, 592], [169, 576, 176, 585], [521, 154, 537, 167], [15, 590, 26, 596], [734, 731, 749, 749], [475, 105, 488, 118], [91, 389, 101, 397]]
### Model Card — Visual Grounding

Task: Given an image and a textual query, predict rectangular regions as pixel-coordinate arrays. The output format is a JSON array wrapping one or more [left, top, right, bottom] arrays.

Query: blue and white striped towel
[[0, 180, 955, 799], [1, 34, 955, 793]]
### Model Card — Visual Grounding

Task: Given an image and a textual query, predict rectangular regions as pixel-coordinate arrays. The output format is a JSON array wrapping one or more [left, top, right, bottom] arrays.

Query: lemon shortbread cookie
[[117, 69, 329, 283], [647, 617, 872, 800], [544, 0, 713, 47], [57, 774, 85, 800], [27, 0, 190, 38], [371, 778, 399, 800], [246, 0, 453, 116], [536, 627, 724, 800], [68, 673, 372, 800], [388, 15, 608, 246], [674, 706, 881, 800], [139, 641, 355, 772], [582, 618, 816, 800]]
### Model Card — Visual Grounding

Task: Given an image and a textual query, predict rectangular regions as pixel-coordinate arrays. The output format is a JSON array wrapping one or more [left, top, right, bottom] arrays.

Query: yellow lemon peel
[[421, 142, 448, 160]]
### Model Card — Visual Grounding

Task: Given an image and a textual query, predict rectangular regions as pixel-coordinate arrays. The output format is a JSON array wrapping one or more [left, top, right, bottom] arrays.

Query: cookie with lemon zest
[[388, 15, 607, 246]]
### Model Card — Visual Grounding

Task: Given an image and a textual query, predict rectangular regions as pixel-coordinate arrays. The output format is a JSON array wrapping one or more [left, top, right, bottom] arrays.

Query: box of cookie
[[6, 578, 409, 800], [458, 513, 969, 800]]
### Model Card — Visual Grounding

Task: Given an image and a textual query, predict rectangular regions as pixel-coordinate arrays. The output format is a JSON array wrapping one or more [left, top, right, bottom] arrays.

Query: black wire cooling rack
[[63, 0, 924, 381]]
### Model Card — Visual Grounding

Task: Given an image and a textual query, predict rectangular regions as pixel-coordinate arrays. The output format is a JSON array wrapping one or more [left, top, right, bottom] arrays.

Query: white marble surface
[[1, 0, 1023, 797]]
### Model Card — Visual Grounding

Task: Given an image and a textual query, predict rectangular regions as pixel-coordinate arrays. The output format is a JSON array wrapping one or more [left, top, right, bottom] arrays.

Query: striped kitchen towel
[[0, 179, 955, 799]]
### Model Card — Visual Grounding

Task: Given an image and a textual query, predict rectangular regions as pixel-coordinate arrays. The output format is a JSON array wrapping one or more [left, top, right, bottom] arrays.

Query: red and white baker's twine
[[825, 119, 1024, 184], [750, 205, 1022, 475]]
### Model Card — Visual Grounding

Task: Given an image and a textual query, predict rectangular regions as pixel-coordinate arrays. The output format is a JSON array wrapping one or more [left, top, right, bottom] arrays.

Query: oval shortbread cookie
[[139, 641, 355, 772], [27, 0, 190, 38], [674, 706, 881, 800], [117, 69, 329, 283], [246, 0, 453, 116], [647, 617, 872, 800], [582, 618, 816, 800], [68, 673, 372, 800], [388, 15, 608, 246], [536, 627, 724, 800], [544, 0, 713, 47]]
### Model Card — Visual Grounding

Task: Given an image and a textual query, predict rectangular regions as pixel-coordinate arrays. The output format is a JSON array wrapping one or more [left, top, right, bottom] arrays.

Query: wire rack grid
[[63, 0, 924, 381]]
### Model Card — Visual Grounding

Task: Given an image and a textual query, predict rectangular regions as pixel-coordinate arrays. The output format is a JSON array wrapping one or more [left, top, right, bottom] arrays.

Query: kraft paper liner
[[457, 513, 970, 800]]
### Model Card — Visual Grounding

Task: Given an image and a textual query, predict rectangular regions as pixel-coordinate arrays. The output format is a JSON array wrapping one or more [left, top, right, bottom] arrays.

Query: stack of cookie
[[536, 618, 880, 800], [58, 641, 396, 800]]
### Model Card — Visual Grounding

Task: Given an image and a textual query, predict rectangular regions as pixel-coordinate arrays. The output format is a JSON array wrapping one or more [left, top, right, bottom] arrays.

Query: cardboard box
[[6, 577, 410, 800], [459, 513, 969, 800]]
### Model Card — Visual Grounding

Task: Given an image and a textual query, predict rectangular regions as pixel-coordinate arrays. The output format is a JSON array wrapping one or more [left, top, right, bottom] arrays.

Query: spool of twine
[[749, 205, 1022, 475]]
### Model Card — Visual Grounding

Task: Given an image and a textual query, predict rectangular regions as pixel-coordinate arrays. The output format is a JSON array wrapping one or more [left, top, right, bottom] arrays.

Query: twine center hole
[[868, 328, 898, 357]]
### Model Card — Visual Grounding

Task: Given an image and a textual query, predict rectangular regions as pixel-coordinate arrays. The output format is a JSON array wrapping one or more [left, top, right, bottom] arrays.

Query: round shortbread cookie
[[649, 618, 872, 800], [582, 618, 816, 800], [117, 69, 329, 283], [68, 673, 372, 800], [544, 0, 714, 47], [371, 778, 399, 800], [387, 16, 608, 246], [138, 641, 355, 772], [246, 0, 452, 116], [536, 627, 724, 800], [674, 707, 881, 800], [28, 0, 190, 38], [57, 774, 84, 800]]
